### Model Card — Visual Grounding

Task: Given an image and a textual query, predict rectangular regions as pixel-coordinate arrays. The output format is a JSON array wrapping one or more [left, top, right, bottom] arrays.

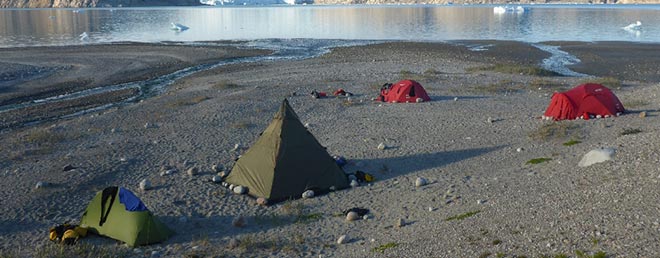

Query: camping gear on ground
[[224, 99, 349, 202], [544, 83, 625, 120], [354, 171, 375, 183], [378, 79, 431, 103], [49, 224, 87, 245], [80, 186, 174, 247], [310, 90, 327, 99], [333, 88, 353, 96], [333, 155, 347, 167]]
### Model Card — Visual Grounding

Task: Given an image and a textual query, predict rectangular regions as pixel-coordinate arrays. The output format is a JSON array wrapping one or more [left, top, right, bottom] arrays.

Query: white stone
[[302, 190, 315, 199], [416, 98, 424, 103], [428, 207, 434, 211], [453, 97, 458, 101], [304, 123, 310, 128], [35, 181, 48, 189], [596, 115, 602, 118], [229, 184, 235, 190], [233, 186, 247, 194], [578, 148, 616, 167], [477, 199, 486, 204], [350, 179, 359, 188], [231, 144, 240, 151], [415, 177, 428, 187], [377, 143, 386, 150], [516, 147, 524, 152], [345, 211, 359, 221], [139, 179, 152, 191], [212, 175, 223, 183], [337, 235, 348, 244], [363, 215, 370, 220], [487, 117, 494, 123]]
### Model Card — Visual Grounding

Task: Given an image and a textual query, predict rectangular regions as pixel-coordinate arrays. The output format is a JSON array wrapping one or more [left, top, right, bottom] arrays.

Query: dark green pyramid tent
[[80, 187, 174, 247], [225, 99, 349, 201]]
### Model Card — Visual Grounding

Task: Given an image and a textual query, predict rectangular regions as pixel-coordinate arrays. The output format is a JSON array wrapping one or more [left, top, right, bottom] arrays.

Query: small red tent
[[544, 83, 625, 120], [379, 80, 431, 103]]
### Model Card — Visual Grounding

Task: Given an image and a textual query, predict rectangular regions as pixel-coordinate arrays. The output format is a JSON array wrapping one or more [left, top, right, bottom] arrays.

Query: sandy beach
[[1, 40, 659, 257]]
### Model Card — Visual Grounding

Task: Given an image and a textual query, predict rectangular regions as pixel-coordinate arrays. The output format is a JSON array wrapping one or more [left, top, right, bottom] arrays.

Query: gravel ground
[[0, 40, 659, 258]]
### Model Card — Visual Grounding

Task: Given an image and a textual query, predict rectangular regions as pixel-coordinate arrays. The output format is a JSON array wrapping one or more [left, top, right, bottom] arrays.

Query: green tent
[[80, 187, 174, 247], [225, 99, 349, 201]]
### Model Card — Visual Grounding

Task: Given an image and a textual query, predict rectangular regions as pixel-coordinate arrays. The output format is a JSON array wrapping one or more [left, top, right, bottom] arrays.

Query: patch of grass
[[620, 128, 642, 136], [467, 63, 559, 76], [371, 242, 399, 253], [528, 78, 567, 92], [580, 77, 621, 89], [526, 158, 552, 165], [231, 121, 253, 129], [445, 210, 480, 221], [212, 80, 242, 90], [281, 200, 304, 217], [35, 243, 128, 258], [169, 96, 210, 107], [563, 139, 582, 146], [23, 129, 66, 145], [470, 80, 523, 94], [295, 213, 323, 224], [492, 239, 502, 245], [238, 236, 277, 251], [622, 99, 649, 109], [575, 250, 607, 258], [399, 69, 441, 81], [529, 122, 581, 141]]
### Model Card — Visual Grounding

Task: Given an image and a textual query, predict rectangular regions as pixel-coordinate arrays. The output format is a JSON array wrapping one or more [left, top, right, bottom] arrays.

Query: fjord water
[[1, 5, 660, 47]]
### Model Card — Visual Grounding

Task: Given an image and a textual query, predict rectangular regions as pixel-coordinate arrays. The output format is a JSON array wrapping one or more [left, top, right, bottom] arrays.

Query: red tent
[[543, 83, 625, 120], [379, 80, 431, 103]]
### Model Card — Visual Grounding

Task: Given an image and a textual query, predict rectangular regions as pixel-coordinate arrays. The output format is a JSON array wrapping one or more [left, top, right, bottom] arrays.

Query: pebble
[[345, 211, 359, 221], [453, 97, 458, 101], [337, 235, 348, 244], [211, 164, 223, 173], [232, 216, 246, 227], [415, 98, 424, 103], [396, 218, 405, 228], [302, 190, 315, 199], [477, 199, 486, 204], [227, 238, 240, 249], [231, 143, 240, 151], [350, 179, 359, 188], [415, 177, 428, 187], [233, 186, 247, 194], [516, 147, 524, 152], [428, 207, 434, 211], [160, 169, 177, 176], [640, 111, 647, 118], [487, 117, 494, 123], [256, 197, 268, 206], [35, 181, 49, 189], [150, 251, 161, 258], [139, 179, 152, 191], [187, 167, 199, 176], [212, 175, 223, 183], [377, 143, 386, 150]]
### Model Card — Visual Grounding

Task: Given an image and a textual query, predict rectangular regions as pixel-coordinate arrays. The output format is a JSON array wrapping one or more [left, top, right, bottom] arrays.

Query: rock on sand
[[578, 148, 616, 167]]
